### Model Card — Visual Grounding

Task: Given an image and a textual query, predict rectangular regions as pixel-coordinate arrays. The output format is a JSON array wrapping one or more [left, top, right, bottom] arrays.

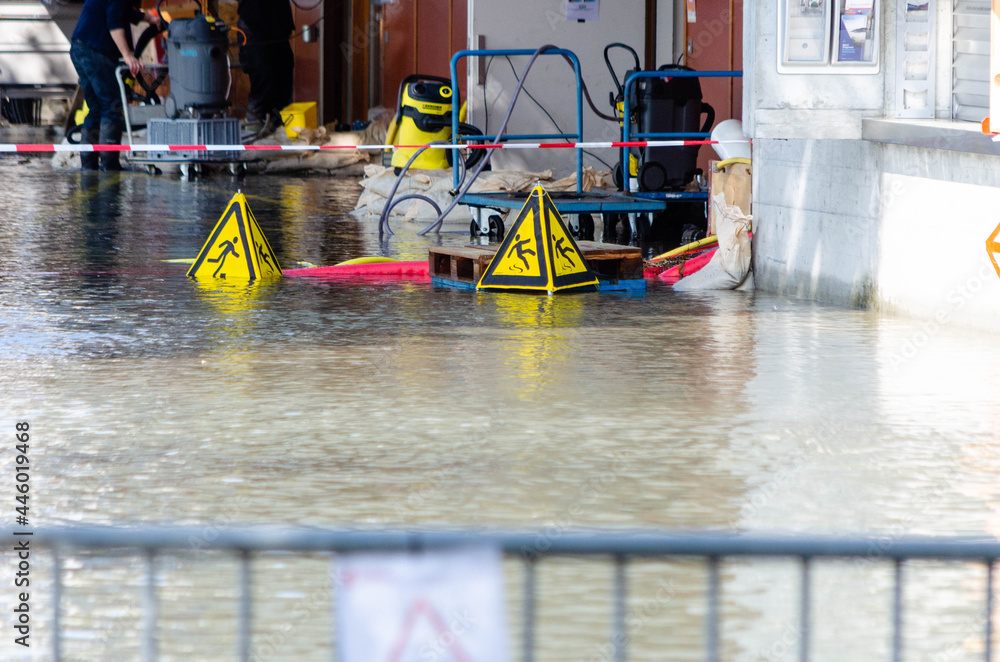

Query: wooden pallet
[[428, 242, 643, 288], [428, 245, 495, 286], [574, 241, 644, 282]]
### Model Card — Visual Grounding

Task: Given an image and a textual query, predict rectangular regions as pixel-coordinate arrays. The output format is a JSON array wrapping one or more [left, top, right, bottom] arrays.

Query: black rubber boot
[[81, 126, 99, 171], [98, 122, 123, 172]]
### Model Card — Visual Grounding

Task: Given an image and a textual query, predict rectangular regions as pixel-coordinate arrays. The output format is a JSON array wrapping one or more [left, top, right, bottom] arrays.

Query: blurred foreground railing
[[10, 526, 1000, 662]]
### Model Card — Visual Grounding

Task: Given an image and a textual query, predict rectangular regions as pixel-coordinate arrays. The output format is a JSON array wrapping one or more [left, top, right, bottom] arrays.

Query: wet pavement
[[1, 155, 1000, 660]]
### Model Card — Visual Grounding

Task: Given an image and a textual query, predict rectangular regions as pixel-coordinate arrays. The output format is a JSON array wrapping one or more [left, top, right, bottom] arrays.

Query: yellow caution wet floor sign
[[188, 193, 281, 280], [988, 221, 1000, 281], [477, 185, 598, 294]]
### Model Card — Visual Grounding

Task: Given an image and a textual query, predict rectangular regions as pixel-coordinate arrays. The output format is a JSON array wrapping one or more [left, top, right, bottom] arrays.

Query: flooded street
[[2, 156, 1000, 661]]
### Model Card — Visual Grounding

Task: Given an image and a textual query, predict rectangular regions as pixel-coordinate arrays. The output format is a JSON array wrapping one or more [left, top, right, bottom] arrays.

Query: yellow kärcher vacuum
[[385, 74, 484, 172]]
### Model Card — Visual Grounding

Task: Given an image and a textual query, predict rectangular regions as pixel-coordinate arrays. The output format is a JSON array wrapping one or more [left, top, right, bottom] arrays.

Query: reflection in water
[[1, 159, 999, 661], [492, 293, 586, 399], [194, 279, 283, 381], [80, 173, 122, 271]]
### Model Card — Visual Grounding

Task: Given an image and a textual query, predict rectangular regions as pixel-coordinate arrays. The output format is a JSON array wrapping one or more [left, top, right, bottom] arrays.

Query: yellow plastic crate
[[280, 102, 317, 138]]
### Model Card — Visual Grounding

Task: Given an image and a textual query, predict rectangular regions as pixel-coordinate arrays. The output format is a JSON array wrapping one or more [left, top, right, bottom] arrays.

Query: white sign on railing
[[336, 547, 508, 662]]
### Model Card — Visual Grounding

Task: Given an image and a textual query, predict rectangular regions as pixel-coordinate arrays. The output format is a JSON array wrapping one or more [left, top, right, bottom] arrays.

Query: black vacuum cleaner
[[605, 44, 715, 192]]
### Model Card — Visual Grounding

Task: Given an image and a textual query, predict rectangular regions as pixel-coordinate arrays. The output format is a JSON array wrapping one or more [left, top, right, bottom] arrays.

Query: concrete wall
[[468, 0, 646, 175], [754, 133, 1000, 330], [742, 0, 883, 139], [875, 145, 1000, 330], [656, 0, 675, 69], [745, 0, 1000, 332], [0, 1, 77, 87], [752, 138, 881, 306]]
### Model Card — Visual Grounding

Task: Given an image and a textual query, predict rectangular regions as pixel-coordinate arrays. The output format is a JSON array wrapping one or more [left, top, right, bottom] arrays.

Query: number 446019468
[[15, 422, 29, 520]]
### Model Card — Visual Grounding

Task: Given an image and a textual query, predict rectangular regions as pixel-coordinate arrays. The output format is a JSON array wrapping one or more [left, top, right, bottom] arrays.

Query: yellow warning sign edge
[[539, 193, 598, 290], [478, 192, 551, 291], [187, 193, 281, 280], [246, 205, 282, 277], [987, 221, 1000, 281], [478, 187, 597, 292]]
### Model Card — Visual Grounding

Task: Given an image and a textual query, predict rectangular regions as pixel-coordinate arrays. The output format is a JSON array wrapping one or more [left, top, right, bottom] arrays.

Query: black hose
[[699, 102, 716, 134], [416, 44, 562, 236], [457, 122, 487, 170], [378, 140, 450, 238], [379, 194, 443, 237], [382, 45, 605, 238], [131, 23, 168, 104], [134, 23, 164, 60], [379, 134, 472, 237], [603, 43, 640, 99], [451, 136, 468, 195], [577, 63, 619, 122]]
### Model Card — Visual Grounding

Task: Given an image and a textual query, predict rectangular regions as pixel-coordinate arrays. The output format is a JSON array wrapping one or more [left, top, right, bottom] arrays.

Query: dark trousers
[[239, 40, 294, 122], [70, 40, 125, 171]]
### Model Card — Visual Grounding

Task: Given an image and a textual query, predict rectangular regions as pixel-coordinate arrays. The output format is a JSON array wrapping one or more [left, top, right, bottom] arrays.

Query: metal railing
[[450, 48, 585, 193], [10, 526, 1000, 662]]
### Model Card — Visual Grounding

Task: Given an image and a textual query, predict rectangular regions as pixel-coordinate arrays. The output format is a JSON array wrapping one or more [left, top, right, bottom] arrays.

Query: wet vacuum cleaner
[[385, 74, 485, 172], [146, 12, 241, 172], [606, 44, 715, 192]]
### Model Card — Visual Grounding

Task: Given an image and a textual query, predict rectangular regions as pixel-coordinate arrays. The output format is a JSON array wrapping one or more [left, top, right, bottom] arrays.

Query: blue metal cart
[[448, 50, 742, 242], [619, 68, 743, 200], [447, 48, 664, 240]]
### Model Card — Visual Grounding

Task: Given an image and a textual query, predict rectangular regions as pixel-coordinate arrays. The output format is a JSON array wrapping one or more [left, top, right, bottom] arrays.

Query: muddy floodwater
[[1, 156, 999, 661]]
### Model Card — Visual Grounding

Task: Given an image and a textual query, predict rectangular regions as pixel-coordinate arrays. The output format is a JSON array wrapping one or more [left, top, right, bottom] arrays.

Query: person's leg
[[254, 43, 295, 135], [253, 43, 294, 114], [240, 44, 268, 123], [97, 117, 124, 171], [87, 51, 126, 171], [269, 42, 294, 117], [81, 109, 101, 170], [70, 43, 101, 171]]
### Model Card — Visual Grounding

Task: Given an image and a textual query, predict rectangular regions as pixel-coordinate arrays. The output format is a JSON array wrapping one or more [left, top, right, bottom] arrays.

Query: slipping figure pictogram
[[477, 185, 597, 293], [188, 193, 282, 281], [553, 236, 577, 270], [506, 233, 536, 273], [207, 236, 241, 277], [256, 241, 274, 274]]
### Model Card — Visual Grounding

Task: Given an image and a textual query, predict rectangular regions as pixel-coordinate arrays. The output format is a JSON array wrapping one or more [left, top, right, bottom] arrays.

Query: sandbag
[[352, 165, 608, 222], [673, 193, 752, 290]]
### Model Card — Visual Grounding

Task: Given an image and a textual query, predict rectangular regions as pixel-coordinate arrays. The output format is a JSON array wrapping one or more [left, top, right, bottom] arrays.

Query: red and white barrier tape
[[0, 139, 750, 153]]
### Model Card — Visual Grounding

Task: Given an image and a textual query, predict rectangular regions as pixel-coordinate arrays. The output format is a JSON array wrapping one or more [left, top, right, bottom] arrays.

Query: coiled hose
[[377, 142, 447, 238], [380, 45, 593, 238]]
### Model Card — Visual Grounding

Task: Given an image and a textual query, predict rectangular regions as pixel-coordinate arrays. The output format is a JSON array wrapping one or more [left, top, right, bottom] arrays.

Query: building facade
[[744, 0, 1000, 331]]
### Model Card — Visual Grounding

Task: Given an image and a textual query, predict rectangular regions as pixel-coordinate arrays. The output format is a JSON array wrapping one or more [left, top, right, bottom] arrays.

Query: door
[[682, 0, 743, 173], [381, 0, 467, 114]]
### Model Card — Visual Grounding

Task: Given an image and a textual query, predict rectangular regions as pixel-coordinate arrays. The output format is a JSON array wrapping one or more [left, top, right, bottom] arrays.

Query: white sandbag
[[352, 165, 608, 221], [674, 193, 753, 291], [256, 122, 385, 173], [262, 150, 365, 173], [51, 137, 78, 171], [351, 166, 470, 221]]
